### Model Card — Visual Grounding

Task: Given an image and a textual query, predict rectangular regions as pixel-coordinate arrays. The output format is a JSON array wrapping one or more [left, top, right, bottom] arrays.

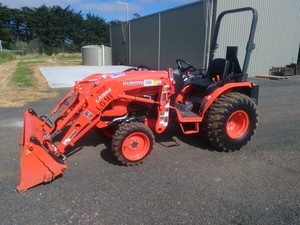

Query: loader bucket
[[17, 109, 67, 193]]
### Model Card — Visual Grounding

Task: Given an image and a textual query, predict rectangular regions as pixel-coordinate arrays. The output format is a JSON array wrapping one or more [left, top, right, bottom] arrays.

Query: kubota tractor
[[17, 7, 259, 192]]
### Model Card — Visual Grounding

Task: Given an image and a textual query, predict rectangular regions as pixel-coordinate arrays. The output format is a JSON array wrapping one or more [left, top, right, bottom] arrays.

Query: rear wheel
[[112, 122, 154, 165], [203, 92, 258, 151]]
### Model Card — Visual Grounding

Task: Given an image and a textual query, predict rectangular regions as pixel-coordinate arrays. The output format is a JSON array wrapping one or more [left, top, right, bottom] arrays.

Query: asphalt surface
[[0, 77, 299, 225]]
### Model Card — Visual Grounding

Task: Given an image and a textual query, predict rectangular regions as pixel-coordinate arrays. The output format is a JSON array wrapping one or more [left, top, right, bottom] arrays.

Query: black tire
[[112, 122, 154, 165], [203, 92, 258, 151]]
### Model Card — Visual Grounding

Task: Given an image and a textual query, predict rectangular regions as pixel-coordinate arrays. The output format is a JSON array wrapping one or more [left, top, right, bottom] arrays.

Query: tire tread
[[203, 92, 258, 151]]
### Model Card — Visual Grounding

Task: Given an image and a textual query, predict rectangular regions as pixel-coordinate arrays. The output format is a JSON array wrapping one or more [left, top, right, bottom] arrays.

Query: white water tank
[[82, 45, 112, 66]]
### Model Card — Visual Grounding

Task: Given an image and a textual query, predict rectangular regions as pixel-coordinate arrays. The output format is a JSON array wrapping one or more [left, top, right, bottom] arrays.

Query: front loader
[[17, 7, 259, 192]]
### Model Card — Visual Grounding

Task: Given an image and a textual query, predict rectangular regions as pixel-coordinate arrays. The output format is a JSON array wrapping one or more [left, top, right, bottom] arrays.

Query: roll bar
[[209, 7, 258, 81]]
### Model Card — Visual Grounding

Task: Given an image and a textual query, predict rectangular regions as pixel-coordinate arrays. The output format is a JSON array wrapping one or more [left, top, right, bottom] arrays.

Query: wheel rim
[[226, 110, 249, 139], [122, 132, 150, 161]]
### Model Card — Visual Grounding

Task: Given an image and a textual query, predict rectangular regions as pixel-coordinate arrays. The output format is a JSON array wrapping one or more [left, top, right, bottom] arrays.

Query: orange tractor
[[17, 7, 258, 192]]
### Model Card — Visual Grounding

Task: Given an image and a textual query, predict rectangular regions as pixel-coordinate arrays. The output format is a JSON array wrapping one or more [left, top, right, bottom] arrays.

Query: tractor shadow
[[97, 124, 225, 165], [98, 139, 123, 166], [53, 123, 224, 166], [53, 126, 121, 165], [155, 123, 221, 152]]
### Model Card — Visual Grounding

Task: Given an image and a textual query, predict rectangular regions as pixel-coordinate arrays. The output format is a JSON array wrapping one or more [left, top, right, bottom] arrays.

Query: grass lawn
[[0, 52, 81, 107], [7, 53, 81, 87], [11, 62, 34, 87], [0, 51, 14, 64]]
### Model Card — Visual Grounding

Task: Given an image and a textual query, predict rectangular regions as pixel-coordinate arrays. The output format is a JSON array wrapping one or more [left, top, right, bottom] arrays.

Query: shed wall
[[130, 15, 159, 69], [159, 2, 209, 69], [214, 0, 300, 76], [111, 1, 210, 70], [111, 0, 300, 77], [111, 23, 129, 65]]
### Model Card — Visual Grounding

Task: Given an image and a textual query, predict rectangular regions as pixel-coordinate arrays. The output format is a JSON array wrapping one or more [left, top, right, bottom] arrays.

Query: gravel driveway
[[0, 77, 299, 225]]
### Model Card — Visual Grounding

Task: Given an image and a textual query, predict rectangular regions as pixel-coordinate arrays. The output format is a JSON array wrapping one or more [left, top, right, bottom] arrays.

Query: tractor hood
[[81, 70, 169, 88]]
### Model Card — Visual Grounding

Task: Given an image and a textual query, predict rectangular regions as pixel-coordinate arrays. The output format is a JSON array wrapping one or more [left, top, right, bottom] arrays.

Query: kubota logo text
[[123, 81, 144, 86]]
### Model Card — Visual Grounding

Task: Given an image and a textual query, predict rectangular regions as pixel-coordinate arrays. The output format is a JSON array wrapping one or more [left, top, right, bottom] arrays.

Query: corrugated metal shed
[[214, 0, 300, 76], [110, 0, 300, 77], [111, 1, 210, 70]]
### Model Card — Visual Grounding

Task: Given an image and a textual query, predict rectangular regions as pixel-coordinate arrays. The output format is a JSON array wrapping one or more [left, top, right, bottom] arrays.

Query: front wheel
[[112, 122, 154, 165], [203, 92, 258, 151]]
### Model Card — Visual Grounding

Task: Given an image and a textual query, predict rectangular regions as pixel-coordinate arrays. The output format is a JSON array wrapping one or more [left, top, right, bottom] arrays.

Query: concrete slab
[[39, 65, 132, 88], [255, 74, 288, 80]]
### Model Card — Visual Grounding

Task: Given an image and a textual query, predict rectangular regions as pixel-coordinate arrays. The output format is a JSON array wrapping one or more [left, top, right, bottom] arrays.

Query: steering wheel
[[176, 59, 196, 74], [137, 65, 151, 70], [123, 65, 151, 72]]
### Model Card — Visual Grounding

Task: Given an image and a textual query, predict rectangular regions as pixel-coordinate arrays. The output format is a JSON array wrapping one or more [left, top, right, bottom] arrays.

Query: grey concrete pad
[[40, 65, 132, 88]]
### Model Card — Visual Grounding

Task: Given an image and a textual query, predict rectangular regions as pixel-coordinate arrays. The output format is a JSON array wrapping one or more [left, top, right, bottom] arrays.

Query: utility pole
[[118, 1, 129, 23], [118, 1, 129, 65]]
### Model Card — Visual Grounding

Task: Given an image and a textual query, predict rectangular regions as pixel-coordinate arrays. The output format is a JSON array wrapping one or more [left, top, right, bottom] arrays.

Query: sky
[[0, 0, 198, 21]]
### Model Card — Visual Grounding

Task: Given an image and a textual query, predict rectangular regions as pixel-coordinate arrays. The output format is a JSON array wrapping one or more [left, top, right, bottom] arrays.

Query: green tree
[[0, 4, 111, 54], [0, 4, 16, 48], [82, 13, 110, 46]]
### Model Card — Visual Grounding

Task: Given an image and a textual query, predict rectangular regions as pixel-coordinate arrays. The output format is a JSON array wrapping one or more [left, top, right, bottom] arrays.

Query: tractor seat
[[188, 58, 230, 93]]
